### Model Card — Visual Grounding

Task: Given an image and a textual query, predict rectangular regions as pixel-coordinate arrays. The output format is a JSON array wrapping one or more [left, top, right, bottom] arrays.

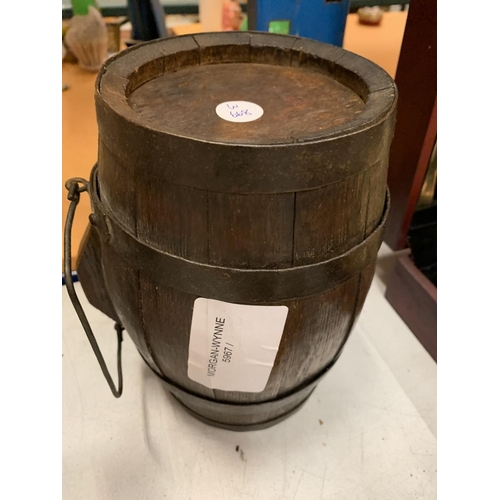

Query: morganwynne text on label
[[187, 298, 289, 392]]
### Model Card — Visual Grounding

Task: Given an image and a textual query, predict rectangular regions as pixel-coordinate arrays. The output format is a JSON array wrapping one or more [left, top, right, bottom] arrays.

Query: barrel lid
[[95, 33, 397, 193], [128, 62, 365, 145], [97, 32, 395, 146]]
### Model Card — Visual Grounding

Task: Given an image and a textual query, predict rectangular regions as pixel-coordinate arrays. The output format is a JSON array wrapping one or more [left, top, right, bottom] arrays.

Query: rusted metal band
[[171, 388, 313, 432], [139, 334, 340, 431], [89, 166, 389, 304]]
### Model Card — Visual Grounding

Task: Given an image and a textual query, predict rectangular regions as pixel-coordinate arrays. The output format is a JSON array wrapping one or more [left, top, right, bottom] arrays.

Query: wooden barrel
[[76, 32, 397, 430]]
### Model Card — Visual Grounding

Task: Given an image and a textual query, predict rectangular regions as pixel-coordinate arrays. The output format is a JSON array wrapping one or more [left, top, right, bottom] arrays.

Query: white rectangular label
[[187, 298, 289, 392]]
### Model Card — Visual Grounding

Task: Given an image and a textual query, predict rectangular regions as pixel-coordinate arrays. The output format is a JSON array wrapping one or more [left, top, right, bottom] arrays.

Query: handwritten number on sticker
[[216, 101, 263, 123], [230, 109, 252, 118]]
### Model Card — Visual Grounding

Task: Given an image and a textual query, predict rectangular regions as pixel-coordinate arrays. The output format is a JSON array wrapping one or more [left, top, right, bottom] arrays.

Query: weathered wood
[[75, 224, 119, 323], [250, 32, 299, 66], [193, 32, 252, 65], [99, 243, 162, 375], [354, 260, 378, 321], [364, 152, 391, 236], [127, 63, 365, 145], [138, 275, 215, 398], [293, 172, 369, 265], [269, 276, 359, 397], [136, 173, 209, 262], [74, 32, 397, 429], [207, 191, 295, 269], [98, 139, 137, 231]]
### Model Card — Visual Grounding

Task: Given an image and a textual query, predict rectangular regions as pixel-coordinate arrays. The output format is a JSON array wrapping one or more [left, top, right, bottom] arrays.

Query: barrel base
[[170, 392, 312, 432], [138, 351, 329, 430]]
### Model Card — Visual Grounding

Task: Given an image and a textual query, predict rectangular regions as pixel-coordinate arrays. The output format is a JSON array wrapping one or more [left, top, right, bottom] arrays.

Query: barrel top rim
[[96, 32, 397, 147]]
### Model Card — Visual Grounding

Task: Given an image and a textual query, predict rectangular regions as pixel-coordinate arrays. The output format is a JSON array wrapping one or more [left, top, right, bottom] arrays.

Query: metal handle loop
[[64, 177, 124, 398]]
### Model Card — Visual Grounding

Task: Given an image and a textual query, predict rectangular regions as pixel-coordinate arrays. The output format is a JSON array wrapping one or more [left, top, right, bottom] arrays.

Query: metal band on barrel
[[137, 342, 338, 431], [89, 166, 389, 304]]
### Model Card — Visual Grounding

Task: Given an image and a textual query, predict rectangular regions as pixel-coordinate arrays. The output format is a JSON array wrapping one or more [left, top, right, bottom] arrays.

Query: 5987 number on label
[[222, 344, 233, 363]]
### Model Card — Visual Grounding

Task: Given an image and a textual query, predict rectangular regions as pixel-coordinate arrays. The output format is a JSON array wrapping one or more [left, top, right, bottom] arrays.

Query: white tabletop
[[63, 245, 436, 500]]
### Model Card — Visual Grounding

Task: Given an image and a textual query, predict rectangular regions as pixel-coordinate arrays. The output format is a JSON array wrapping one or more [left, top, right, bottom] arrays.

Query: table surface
[[62, 12, 407, 269], [63, 244, 436, 500]]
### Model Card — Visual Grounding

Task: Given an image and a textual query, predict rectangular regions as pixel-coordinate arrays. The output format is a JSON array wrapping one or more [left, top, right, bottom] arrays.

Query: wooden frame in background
[[384, 0, 437, 361]]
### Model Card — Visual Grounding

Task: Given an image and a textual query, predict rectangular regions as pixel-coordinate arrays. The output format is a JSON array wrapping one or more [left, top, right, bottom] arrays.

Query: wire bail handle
[[64, 176, 124, 398]]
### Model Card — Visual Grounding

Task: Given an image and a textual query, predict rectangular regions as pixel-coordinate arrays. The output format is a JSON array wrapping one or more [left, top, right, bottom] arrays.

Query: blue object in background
[[62, 271, 79, 286], [248, 0, 351, 47]]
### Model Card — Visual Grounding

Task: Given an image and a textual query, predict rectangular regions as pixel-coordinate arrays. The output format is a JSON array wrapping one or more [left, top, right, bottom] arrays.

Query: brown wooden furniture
[[385, 256, 437, 361], [383, 0, 437, 361], [384, 1, 436, 251]]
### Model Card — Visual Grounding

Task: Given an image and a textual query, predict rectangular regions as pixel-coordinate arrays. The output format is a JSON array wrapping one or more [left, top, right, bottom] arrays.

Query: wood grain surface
[[128, 63, 364, 143]]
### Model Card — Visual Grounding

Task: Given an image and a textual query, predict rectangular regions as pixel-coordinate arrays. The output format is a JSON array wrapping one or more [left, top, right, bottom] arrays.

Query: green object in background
[[71, 0, 98, 16], [268, 20, 291, 35], [240, 14, 248, 31]]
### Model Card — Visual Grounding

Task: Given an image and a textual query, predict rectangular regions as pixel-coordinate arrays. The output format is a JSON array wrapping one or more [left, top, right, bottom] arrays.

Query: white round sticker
[[215, 101, 264, 123]]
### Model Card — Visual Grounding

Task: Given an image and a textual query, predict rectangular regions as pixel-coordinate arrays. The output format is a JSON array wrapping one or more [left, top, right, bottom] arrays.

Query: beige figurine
[[65, 6, 108, 72], [358, 6, 384, 26]]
